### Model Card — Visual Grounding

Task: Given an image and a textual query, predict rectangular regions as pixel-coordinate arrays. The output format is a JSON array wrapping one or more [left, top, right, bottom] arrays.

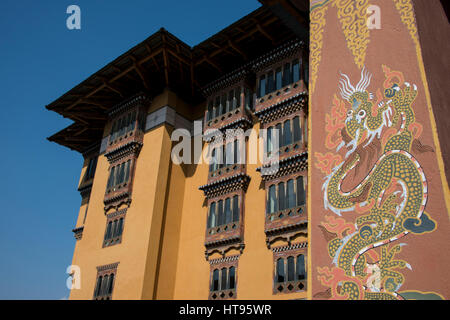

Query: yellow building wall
[[69, 90, 308, 300]]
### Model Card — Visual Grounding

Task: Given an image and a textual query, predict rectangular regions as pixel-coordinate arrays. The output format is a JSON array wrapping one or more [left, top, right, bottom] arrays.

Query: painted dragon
[[320, 67, 437, 300]]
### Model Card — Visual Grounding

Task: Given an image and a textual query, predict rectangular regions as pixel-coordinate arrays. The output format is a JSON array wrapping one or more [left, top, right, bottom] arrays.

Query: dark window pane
[[228, 89, 234, 112], [278, 182, 285, 211], [101, 275, 109, 296], [235, 87, 241, 108], [283, 120, 292, 146], [225, 198, 232, 224], [283, 63, 292, 86], [124, 160, 131, 182], [296, 255, 306, 280], [207, 101, 213, 121], [275, 68, 282, 90], [212, 269, 219, 291], [297, 176, 305, 206], [276, 258, 285, 283], [220, 268, 228, 290], [267, 71, 274, 94], [244, 87, 252, 110], [258, 76, 266, 98], [292, 59, 300, 83], [105, 221, 112, 240], [268, 185, 277, 214], [95, 276, 103, 297], [276, 123, 282, 149], [266, 126, 273, 155], [287, 179, 296, 209], [107, 274, 115, 294], [293, 116, 301, 142], [117, 218, 124, 236], [229, 267, 235, 289], [112, 220, 118, 238], [218, 200, 224, 226], [107, 166, 115, 188], [130, 111, 136, 131], [221, 94, 227, 115], [208, 202, 216, 228], [126, 113, 132, 133], [215, 96, 221, 117], [232, 195, 239, 222], [287, 256, 295, 281]]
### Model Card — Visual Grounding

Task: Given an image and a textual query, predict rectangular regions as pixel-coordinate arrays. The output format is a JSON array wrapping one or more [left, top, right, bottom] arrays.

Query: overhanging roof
[[47, 5, 307, 153]]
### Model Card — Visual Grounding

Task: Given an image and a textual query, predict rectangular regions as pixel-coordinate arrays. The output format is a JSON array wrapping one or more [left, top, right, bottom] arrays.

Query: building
[[47, 0, 450, 300]]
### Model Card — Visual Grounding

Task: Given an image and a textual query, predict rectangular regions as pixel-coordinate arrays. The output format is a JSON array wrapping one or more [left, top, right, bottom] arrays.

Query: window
[[297, 176, 305, 206], [109, 110, 137, 144], [292, 59, 300, 83], [257, 57, 303, 99], [210, 265, 237, 300], [103, 210, 126, 247], [274, 253, 307, 294], [275, 68, 282, 91], [267, 176, 306, 218], [258, 76, 266, 98], [268, 185, 277, 214], [265, 117, 302, 155], [207, 86, 244, 121], [207, 196, 240, 232], [106, 160, 132, 194], [93, 263, 118, 300], [85, 157, 98, 181], [212, 269, 219, 291]]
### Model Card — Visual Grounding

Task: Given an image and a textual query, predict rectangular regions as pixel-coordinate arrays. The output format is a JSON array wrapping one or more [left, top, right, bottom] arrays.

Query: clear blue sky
[[0, 0, 260, 299]]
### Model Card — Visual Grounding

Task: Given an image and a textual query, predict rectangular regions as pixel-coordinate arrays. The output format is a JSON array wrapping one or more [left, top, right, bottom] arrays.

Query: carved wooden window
[[207, 195, 240, 232], [206, 86, 242, 122], [208, 138, 244, 179], [273, 248, 307, 294], [109, 110, 137, 145], [257, 58, 302, 98], [103, 210, 126, 247], [265, 116, 303, 157], [106, 160, 132, 194], [210, 264, 237, 300], [84, 156, 98, 181], [266, 175, 306, 220], [93, 263, 118, 300]]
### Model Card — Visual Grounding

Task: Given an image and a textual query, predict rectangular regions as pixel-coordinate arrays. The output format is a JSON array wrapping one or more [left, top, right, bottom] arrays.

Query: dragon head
[[337, 67, 374, 156]]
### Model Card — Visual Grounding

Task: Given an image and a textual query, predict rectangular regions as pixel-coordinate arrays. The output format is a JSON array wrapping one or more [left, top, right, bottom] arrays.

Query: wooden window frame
[[93, 262, 119, 300], [102, 209, 127, 248], [209, 256, 238, 300], [272, 245, 307, 295]]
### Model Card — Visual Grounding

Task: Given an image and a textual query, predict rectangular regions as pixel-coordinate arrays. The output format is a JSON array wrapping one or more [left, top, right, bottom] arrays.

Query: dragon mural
[[314, 65, 443, 300]]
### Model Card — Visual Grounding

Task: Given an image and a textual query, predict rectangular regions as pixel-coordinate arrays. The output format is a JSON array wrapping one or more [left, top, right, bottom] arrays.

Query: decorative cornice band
[[72, 226, 84, 240], [272, 241, 308, 253], [104, 141, 143, 163], [96, 262, 120, 272], [199, 173, 251, 198], [204, 118, 254, 142], [265, 220, 308, 238], [106, 208, 127, 219], [205, 236, 242, 249], [103, 191, 131, 206], [255, 93, 307, 124], [251, 39, 304, 73], [257, 152, 308, 180], [108, 93, 151, 118], [78, 182, 93, 198], [208, 255, 240, 265], [202, 68, 250, 97]]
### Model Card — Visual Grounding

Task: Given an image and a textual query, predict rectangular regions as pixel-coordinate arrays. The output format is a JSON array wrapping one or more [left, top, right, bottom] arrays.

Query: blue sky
[[0, 0, 260, 299]]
